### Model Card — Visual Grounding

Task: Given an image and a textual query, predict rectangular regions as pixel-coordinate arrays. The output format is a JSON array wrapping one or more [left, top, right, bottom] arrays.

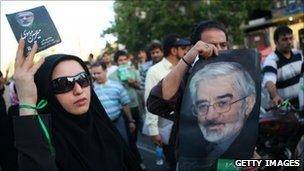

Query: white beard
[[198, 110, 245, 143]]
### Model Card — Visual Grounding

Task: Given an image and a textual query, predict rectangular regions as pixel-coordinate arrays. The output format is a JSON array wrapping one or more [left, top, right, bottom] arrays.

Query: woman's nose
[[73, 83, 83, 95]]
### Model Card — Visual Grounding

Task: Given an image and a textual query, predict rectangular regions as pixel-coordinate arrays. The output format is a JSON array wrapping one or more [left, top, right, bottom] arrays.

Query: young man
[[149, 42, 164, 64], [91, 61, 135, 143], [101, 51, 118, 77], [161, 20, 227, 101], [139, 42, 164, 90], [262, 25, 303, 109], [137, 48, 150, 68]]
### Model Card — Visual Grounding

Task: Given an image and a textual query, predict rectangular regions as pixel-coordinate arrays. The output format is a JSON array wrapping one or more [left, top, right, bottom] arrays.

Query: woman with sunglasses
[[12, 39, 142, 170]]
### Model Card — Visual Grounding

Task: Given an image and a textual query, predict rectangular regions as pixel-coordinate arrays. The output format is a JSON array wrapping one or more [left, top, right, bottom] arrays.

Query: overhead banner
[[178, 49, 261, 170]]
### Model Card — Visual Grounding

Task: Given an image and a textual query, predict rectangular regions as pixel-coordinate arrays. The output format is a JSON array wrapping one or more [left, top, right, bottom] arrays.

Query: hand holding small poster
[[6, 6, 61, 56]]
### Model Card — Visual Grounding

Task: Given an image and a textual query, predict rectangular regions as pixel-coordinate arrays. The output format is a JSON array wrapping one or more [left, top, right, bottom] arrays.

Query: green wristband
[[19, 99, 55, 155]]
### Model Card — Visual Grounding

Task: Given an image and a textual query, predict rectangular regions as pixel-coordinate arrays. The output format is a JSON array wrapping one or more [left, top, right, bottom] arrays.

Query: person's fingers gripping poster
[[179, 49, 261, 170]]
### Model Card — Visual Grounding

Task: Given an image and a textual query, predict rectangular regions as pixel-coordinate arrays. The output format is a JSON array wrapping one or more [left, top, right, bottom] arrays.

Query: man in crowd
[[138, 48, 150, 67], [137, 47, 150, 75], [139, 42, 163, 90], [101, 51, 118, 77], [109, 50, 144, 167], [262, 25, 303, 109], [91, 61, 135, 143], [144, 34, 191, 170], [137, 47, 151, 115], [189, 62, 256, 159], [146, 20, 228, 145], [149, 42, 164, 64], [137, 43, 164, 120]]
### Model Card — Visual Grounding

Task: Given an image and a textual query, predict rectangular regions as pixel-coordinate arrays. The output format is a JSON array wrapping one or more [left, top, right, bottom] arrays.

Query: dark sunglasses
[[51, 72, 91, 94]]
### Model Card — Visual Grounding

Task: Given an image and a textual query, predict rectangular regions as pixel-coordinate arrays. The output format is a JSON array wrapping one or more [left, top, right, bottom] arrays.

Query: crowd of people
[[0, 20, 303, 171]]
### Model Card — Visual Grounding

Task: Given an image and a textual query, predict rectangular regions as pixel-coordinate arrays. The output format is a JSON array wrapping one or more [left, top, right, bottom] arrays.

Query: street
[[137, 133, 168, 171]]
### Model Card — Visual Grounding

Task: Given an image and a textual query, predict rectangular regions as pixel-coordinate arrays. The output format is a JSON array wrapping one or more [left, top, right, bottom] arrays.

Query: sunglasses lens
[[77, 74, 90, 88], [51, 72, 90, 94], [52, 78, 74, 94]]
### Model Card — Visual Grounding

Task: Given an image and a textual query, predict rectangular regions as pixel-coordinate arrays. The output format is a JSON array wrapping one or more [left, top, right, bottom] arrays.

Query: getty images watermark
[[234, 159, 301, 167]]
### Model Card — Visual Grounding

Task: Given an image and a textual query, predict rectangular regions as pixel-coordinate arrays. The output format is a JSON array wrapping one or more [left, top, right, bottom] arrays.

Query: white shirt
[[144, 58, 173, 136]]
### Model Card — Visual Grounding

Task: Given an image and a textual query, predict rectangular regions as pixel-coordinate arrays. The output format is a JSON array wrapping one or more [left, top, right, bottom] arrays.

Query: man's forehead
[[279, 34, 293, 39], [207, 40, 227, 44], [198, 85, 234, 93], [197, 92, 233, 101], [102, 54, 110, 57], [201, 28, 226, 39], [200, 74, 235, 83], [151, 48, 161, 52], [178, 45, 188, 49], [17, 11, 33, 17], [118, 55, 127, 59], [91, 66, 102, 70], [197, 75, 237, 92]]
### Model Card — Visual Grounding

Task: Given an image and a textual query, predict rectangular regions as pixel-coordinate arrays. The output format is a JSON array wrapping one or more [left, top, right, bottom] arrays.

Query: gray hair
[[189, 62, 256, 104]]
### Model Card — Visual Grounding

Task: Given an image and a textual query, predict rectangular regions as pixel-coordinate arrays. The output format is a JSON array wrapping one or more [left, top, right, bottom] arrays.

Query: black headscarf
[[34, 54, 141, 170]]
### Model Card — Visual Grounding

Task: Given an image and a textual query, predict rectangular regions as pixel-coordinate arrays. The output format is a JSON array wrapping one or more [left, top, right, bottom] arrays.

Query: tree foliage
[[102, 0, 271, 54]]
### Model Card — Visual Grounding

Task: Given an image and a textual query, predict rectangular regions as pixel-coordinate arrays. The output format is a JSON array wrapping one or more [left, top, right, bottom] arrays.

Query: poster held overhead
[[6, 6, 61, 56], [178, 49, 261, 170]]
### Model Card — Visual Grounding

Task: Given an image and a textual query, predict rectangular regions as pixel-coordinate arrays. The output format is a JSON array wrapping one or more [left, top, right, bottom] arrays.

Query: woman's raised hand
[[14, 39, 44, 110]]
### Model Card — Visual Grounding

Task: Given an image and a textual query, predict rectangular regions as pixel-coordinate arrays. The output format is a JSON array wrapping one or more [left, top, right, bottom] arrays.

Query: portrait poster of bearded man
[[178, 49, 260, 170], [6, 6, 61, 56]]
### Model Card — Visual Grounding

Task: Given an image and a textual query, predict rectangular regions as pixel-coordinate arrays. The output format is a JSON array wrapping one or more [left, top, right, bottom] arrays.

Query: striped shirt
[[93, 80, 130, 120], [262, 50, 303, 105], [108, 67, 140, 108]]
